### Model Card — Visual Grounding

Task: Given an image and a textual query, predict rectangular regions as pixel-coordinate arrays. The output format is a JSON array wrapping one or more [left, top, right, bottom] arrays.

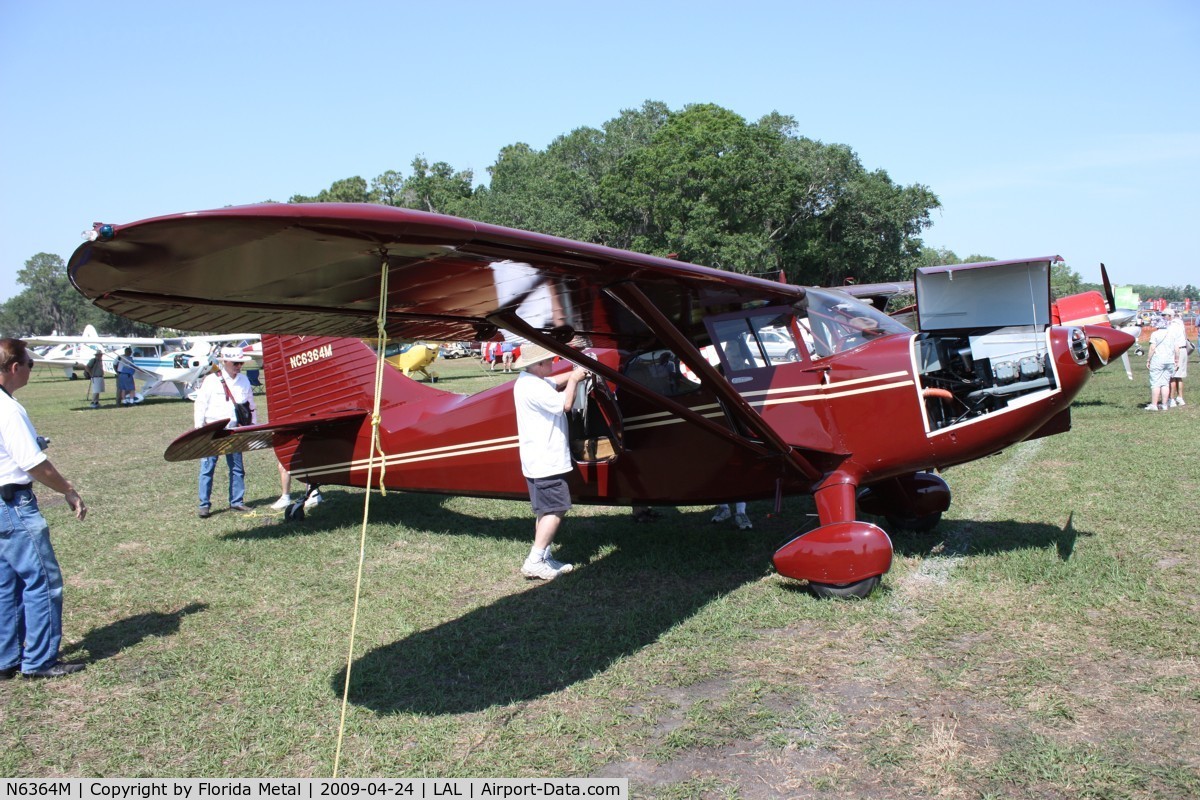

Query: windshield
[[803, 288, 911, 358]]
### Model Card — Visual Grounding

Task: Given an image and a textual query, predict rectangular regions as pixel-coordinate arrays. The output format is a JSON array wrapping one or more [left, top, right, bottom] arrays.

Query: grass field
[[2, 353, 1198, 798]]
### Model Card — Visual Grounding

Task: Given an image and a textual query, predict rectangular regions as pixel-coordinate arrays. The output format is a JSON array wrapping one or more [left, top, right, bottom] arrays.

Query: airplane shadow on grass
[[317, 496, 1089, 716], [222, 489, 539, 543], [335, 521, 775, 716], [886, 511, 1091, 563]]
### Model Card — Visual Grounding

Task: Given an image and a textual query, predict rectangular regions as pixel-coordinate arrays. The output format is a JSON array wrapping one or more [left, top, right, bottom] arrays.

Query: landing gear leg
[[773, 474, 893, 599]]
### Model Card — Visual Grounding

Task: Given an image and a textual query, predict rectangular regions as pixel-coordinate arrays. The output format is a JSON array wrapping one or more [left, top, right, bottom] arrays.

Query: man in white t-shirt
[[1165, 309, 1189, 407], [512, 353, 587, 580], [0, 338, 88, 679]]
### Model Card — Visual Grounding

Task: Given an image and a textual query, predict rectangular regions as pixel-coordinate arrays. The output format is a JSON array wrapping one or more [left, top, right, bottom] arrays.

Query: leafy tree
[[289, 176, 370, 204], [1049, 262, 1083, 300], [1, 253, 160, 337], [3, 253, 90, 335], [400, 157, 474, 215], [477, 101, 940, 286], [369, 170, 405, 206], [917, 247, 962, 267], [287, 101, 941, 287]]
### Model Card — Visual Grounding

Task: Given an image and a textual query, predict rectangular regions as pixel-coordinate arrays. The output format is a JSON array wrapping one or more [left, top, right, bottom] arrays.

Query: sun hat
[[219, 346, 250, 363], [524, 352, 557, 369]]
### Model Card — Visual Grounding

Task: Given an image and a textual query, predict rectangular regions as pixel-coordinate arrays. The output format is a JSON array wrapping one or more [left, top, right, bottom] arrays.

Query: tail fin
[[262, 335, 446, 420]]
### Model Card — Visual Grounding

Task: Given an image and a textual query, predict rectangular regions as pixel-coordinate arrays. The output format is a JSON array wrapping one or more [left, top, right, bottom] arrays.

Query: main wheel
[[809, 576, 880, 600], [886, 511, 942, 533]]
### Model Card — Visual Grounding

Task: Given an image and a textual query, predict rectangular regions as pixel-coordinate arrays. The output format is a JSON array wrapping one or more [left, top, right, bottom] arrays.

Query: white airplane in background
[[26, 330, 261, 400], [29, 324, 113, 378]]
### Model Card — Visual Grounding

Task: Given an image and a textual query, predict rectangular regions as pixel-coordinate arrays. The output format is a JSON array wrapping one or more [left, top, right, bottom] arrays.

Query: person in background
[[501, 340, 516, 373], [192, 348, 256, 517], [84, 351, 105, 409], [513, 353, 587, 580], [0, 338, 88, 679], [273, 461, 322, 512], [1165, 308, 1188, 407], [1145, 321, 1176, 411], [115, 347, 137, 405], [711, 502, 753, 530]]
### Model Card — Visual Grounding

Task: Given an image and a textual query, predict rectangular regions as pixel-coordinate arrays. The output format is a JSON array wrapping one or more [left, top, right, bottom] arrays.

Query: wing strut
[[489, 311, 780, 461], [602, 281, 822, 482]]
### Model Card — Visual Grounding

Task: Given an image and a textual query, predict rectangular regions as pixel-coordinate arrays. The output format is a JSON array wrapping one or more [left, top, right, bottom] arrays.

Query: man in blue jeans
[[0, 338, 88, 679]]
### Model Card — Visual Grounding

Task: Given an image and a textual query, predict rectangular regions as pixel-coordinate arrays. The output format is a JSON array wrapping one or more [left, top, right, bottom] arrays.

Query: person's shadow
[[61, 603, 208, 662]]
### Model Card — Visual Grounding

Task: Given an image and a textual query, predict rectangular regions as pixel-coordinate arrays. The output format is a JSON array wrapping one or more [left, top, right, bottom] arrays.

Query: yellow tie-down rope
[[333, 259, 391, 777]]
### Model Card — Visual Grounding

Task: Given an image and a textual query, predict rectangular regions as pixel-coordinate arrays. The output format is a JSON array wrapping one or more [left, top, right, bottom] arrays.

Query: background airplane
[[67, 204, 1133, 598], [27, 329, 261, 400]]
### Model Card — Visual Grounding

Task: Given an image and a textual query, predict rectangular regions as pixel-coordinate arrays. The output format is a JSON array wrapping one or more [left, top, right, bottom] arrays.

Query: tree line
[[290, 101, 941, 288], [3, 101, 1188, 335]]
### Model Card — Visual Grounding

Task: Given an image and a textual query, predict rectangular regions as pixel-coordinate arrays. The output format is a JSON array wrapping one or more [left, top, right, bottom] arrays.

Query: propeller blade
[[1101, 263, 1116, 314]]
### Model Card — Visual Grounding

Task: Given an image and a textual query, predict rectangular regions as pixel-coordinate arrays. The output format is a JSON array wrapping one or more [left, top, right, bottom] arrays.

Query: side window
[[712, 318, 760, 372], [710, 311, 805, 372], [623, 349, 698, 396]]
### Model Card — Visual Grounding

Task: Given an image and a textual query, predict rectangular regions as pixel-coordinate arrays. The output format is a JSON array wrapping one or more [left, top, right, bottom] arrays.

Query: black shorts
[[526, 473, 573, 517]]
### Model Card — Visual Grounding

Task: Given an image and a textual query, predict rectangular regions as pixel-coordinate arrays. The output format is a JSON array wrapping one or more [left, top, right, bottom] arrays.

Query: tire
[[785, 348, 798, 362], [809, 576, 880, 600], [886, 511, 942, 533]]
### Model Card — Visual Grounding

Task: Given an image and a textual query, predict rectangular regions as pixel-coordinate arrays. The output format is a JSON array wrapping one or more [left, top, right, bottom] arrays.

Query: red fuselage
[[269, 327, 1093, 507]]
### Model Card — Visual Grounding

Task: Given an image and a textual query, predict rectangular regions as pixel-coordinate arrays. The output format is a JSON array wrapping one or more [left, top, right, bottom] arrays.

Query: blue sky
[[2, 0, 1197, 305]]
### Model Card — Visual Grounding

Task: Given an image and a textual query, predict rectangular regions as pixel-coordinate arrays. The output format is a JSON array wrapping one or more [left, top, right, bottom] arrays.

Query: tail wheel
[[810, 576, 880, 600]]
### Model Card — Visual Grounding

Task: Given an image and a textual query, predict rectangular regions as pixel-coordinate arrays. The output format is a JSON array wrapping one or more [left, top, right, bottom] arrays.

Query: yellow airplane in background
[[376, 341, 439, 382]]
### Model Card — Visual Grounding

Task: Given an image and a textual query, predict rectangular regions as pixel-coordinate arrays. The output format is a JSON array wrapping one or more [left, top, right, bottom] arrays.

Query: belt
[[0, 482, 32, 502]]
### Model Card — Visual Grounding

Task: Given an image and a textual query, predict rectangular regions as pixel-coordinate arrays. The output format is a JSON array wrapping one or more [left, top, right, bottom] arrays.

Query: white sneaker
[[1145, 404, 1160, 411], [543, 547, 574, 574], [1168, 398, 1178, 407], [271, 495, 292, 510], [1177, 399, 1186, 407], [303, 490, 322, 510], [711, 506, 732, 523], [522, 557, 572, 580], [734, 513, 753, 531]]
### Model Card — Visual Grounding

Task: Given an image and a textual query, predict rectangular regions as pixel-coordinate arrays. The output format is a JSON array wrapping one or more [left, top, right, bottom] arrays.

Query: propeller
[[1100, 262, 1138, 328], [1101, 262, 1116, 314]]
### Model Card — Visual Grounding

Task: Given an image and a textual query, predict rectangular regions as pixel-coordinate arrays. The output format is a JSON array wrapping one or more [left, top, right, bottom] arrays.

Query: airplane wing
[[835, 281, 913, 312], [69, 204, 823, 477], [25, 334, 166, 347], [165, 411, 369, 462], [183, 334, 262, 343], [69, 203, 805, 346]]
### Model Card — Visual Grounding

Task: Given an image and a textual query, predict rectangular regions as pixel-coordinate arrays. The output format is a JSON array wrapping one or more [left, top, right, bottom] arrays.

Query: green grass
[[2, 355, 1199, 799]]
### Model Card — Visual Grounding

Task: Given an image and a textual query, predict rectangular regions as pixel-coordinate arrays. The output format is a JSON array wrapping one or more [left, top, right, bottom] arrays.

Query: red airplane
[[68, 204, 1134, 598]]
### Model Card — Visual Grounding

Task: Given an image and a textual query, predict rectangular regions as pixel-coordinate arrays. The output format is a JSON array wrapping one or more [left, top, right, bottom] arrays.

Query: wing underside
[[70, 203, 804, 347], [75, 204, 831, 478]]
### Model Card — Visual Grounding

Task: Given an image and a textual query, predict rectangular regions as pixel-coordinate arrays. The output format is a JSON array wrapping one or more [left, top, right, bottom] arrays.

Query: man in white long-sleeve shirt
[[192, 348, 257, 517]]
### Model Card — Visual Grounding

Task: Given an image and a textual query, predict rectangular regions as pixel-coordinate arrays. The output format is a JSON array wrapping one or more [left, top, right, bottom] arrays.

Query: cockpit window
[[803, 288, 910, 357]]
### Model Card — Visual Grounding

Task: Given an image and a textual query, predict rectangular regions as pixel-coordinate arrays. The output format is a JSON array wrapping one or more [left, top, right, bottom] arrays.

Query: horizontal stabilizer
[[164, 409, 368, 462]]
